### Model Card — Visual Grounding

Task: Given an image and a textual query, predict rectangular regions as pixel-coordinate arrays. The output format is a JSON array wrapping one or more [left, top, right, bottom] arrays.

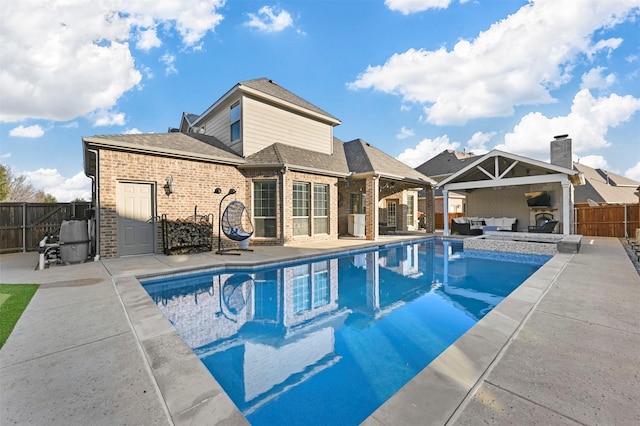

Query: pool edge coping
[[114, 238, 568, 425]]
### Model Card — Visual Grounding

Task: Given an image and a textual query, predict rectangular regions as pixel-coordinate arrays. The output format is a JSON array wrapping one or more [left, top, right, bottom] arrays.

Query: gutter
[[83, 138, 246, 166]]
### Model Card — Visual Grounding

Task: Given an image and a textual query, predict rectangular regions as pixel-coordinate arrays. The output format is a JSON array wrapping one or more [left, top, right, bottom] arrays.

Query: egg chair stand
[[216, 190, 254, 255]]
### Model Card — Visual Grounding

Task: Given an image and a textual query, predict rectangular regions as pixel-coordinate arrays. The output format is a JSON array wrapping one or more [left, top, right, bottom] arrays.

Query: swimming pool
[[142, 239, 550, 425]]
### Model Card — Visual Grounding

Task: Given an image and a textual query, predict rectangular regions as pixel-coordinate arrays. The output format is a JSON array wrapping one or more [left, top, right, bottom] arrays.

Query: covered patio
[[438, 149, 584, 236]]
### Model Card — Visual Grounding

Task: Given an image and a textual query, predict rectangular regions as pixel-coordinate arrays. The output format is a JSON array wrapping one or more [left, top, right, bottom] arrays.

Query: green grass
[[0, 284, 39, 348]]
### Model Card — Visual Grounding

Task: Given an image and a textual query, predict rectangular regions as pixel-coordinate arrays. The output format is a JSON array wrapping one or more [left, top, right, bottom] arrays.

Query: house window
[[293, 182, 310, 236], [407, 195, 414, 227], [230, 102, 241, 141], [350, 193, 366, 214], [313, 183, 329, 235], [253, 180, 276, 237], [292, 264, 311, 313], [312, 261, 330, 308]]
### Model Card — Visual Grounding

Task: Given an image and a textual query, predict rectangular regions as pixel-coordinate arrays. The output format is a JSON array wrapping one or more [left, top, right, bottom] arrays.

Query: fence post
[[22, 202, 27, 252]]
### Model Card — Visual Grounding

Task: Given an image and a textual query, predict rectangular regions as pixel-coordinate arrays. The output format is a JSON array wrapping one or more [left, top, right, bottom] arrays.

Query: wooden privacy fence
[[435, 212, 466, 229], [0, 202, 91, 254], [574, 204, 639, 238]]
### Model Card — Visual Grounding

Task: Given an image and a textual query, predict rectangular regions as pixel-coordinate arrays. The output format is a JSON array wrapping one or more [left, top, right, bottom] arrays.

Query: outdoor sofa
[[451, 216, 518, 235]]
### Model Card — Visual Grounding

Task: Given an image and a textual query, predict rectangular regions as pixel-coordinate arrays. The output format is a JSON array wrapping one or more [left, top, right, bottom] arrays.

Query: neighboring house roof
[[574, 162, 639, 204], [343, 139, 436, 186], [242, 138, 350, 177], [83, 132, 245, 176], [415, 149, 479, 181]]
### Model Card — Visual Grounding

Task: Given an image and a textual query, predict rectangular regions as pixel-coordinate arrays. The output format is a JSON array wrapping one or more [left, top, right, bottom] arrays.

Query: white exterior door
[[387, 200, 397, 227], [116, 182, 154, 256]]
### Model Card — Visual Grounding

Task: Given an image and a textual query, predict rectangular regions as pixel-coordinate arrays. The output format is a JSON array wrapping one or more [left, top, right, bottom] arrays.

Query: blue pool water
[[142, 239, 550, 425]]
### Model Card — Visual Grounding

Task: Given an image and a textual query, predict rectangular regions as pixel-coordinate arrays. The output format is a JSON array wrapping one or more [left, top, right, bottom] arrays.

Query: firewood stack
[[162, 214, 213, 255]]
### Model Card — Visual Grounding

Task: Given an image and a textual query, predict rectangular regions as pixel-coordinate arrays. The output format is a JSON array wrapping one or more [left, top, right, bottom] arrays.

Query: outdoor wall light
[[163, 176, 175, 196]]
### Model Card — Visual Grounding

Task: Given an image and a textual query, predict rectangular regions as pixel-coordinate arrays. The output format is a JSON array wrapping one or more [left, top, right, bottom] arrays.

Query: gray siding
[[201, 96, 242, 156], [243, 96, 333, 157]]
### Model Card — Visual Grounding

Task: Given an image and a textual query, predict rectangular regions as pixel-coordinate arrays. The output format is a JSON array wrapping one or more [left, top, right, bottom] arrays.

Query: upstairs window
[[230, 102, 241, 141]]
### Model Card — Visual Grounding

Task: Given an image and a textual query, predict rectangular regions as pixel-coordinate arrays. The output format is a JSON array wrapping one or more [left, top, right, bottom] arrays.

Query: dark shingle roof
[[240, 78, 340, 123], [83, 132, 244, 164], [243, 138, 350, 176], [574, 162, 639, 204], [414, 149, 479, 179], [343, 139, 435, 185]]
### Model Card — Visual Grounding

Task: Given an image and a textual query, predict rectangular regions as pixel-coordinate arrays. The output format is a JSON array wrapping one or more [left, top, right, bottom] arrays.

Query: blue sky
[[1, 0, 639, 201]]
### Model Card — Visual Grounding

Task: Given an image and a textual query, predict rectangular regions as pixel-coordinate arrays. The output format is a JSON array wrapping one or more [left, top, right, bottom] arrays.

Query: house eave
[[83, 137, 246, 166], [239, 162, 350, 178]]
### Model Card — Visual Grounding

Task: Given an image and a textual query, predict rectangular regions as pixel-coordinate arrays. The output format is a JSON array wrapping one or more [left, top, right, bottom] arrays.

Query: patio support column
[[365, 251, 380, 312], [443, 189, 450, 236], [366, 176, 379, 240], [562, 181, 570, 235]]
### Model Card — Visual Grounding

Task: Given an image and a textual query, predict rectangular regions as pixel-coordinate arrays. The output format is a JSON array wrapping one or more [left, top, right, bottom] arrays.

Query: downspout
[[87, 148, 100, 259]]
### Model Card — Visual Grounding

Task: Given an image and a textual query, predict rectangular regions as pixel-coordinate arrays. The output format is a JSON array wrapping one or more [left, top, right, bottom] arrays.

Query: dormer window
[[230, 102, 241, 141]]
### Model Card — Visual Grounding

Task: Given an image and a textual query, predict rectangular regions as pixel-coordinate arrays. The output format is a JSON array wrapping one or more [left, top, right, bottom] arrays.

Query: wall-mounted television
[[525, 191, 551, 207]]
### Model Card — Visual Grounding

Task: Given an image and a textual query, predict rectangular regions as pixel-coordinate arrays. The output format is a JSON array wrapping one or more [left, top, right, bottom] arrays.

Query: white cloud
[[0, 0, 225, 123], [161, 52, 178, 75], [350, 0, 640, 125], [385, 0, 452, 14], [89, 110, 127, 127], [245, 6, 294, 33], [136, 28, 162, 51], [495, 89, 640, 160], [624, 161, 640, 181], [466, 131, 495, 155], [23, 169, 92, 202], [578, 155, 609, 169], [9, 125, 45, 138], [397, 135, 460, 167], [396, 126, 415, 139], [580, 67, 616, 90], [0, 153, 11, 159], [123, 128, 143, 134], [62, 121, 79, 129]]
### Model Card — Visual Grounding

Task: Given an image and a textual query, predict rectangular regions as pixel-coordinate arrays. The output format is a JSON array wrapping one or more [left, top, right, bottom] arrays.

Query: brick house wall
[[97, 149, 245, 258], [281, 170, 339, 246]]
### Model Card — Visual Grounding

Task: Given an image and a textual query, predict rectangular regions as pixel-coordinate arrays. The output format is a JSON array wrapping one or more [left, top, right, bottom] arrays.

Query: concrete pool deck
[[1, 235, 639, 425]]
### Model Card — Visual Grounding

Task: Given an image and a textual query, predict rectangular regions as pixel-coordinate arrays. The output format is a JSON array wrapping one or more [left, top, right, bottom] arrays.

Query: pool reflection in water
[[142, 240, 550, 426]]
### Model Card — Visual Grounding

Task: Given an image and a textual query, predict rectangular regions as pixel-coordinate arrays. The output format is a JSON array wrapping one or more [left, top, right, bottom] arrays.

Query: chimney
[[550, 134, 572, 169]]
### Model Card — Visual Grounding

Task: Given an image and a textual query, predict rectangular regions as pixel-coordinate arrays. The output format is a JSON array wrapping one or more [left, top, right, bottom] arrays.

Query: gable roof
[[242, 138, 436, 186], [192, 78, 341, 128], [438, 149, 582, 190], [242, 138, 350, 177], [343, 139, 436, 186], [415, 149, 479, 180], [574, 162, 639, 204], [240, 78, 340, 123]]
